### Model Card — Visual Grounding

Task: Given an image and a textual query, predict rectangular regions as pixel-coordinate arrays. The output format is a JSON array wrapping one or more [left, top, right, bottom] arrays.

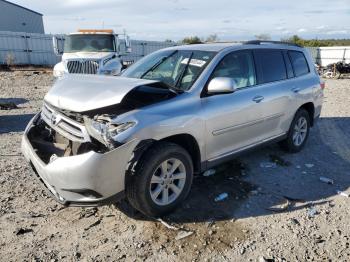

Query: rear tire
[[280, 108, 310, 153], [126, 142, 193, 217]]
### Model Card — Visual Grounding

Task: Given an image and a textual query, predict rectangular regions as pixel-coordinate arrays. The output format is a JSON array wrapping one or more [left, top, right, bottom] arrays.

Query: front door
[[202, 50, 267, 161]]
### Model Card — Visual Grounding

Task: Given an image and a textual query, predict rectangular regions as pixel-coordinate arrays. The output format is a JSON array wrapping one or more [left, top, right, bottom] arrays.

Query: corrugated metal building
[[0, 0, 44, 34]]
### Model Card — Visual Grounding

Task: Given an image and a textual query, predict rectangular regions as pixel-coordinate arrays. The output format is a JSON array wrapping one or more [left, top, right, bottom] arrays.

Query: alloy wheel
[[149, 158, 186, 206], [292, 116, 308, 146]]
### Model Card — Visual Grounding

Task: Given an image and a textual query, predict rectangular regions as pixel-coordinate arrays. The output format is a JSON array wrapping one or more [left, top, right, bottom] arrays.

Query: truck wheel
[[280, 108, 310, 153], [126, 142, 193, 217]]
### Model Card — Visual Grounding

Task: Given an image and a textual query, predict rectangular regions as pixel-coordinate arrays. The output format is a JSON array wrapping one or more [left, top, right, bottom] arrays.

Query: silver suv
[[22, 41, 324, 216]]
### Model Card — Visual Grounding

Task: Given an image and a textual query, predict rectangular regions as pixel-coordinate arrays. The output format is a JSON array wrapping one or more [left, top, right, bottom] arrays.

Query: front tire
[[280, 108, 310, 153], [126, 142, 193, 217]]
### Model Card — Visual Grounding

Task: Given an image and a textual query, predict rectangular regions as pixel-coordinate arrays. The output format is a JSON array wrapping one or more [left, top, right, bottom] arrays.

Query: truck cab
[[52, 29, 131, 77]]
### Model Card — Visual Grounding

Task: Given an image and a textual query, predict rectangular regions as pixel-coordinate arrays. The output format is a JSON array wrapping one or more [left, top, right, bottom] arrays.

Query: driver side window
[[211, 50, 256, 89]]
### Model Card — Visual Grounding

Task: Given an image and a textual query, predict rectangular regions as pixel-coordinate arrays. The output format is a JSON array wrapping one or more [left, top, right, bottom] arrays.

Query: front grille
[[41, 103, 91, 143], [67, 60, 99, 74]]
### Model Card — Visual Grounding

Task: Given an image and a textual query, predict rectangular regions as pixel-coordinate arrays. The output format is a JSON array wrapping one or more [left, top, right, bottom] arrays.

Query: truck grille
[[41, 103, 91, 142], [67, 60, 99, 74]]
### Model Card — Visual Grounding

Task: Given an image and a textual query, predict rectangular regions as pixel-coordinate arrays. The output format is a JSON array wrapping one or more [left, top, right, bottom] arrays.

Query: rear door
[[252, 48, 293, 138]]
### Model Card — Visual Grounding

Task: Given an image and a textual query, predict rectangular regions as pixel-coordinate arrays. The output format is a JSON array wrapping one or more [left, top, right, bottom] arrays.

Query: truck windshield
[[64, 34, 115, 53], [122, 49, 217, 91]]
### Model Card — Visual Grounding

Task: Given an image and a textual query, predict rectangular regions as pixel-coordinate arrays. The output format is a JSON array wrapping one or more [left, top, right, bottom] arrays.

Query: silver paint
[[22, 43, 323, 205]]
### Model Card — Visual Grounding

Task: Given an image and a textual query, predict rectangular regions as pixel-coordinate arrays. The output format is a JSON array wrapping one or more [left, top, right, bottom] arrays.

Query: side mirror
[[207, 77, 237, 94], [125, 35, 131, 53], [52, 35, 64, 55]]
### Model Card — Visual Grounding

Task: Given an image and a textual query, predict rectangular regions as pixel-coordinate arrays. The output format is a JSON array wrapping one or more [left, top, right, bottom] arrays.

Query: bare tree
[[5, 53, 15, 67], [254, 34, 271, 40], [205, 34, 219, 43]]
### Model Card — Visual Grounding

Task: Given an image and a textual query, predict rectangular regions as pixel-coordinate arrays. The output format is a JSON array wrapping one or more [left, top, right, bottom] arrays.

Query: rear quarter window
[[282, 50, 294, 78], [253, 49, 287, 84], [288, 51, 310, 77]]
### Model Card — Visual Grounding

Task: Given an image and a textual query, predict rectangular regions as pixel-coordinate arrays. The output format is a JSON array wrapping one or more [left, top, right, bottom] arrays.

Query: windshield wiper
[[140, 50, 178, 79], [162, 82, 184, 94], [174, 52, 193, 88]]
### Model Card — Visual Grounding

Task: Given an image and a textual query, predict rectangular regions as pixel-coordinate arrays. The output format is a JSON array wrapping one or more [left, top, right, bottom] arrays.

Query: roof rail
[[244, 40, 302, 47]]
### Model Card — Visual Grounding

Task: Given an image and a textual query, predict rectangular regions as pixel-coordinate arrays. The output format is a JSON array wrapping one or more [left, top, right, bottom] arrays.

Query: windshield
[[64, 34, 115, 53], [122, 49, 216, 91]]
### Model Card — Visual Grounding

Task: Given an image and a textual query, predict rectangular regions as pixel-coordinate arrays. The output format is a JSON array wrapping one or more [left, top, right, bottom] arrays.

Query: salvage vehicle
[[52, 29, 131, 77], [22, 41, 324, 216]]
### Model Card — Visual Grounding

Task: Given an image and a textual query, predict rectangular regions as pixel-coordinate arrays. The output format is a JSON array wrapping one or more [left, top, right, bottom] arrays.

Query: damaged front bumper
[[21, 113, 139, 206]]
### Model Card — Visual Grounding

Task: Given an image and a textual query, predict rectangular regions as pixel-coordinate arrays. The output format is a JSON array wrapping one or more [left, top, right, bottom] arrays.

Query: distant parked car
[[22, 41, 324, 216]]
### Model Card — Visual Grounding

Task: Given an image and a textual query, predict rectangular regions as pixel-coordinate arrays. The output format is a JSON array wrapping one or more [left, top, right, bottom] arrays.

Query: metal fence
[[120, 40, 176, 63], [1, 32, 348, 68], [0, 31, 60, 66], [0, 31, 176, 66], [306, 46, 350, 66]]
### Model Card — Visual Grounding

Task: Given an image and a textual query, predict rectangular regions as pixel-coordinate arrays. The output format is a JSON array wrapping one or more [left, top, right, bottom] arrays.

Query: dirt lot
[[1, 70, 349, 261]]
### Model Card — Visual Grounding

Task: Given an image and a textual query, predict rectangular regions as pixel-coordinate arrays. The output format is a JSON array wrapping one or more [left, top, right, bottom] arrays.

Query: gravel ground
[[0, 71, 349, 261]]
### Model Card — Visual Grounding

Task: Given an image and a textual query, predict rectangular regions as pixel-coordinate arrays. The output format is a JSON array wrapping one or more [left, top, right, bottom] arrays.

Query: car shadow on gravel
[[116, 117, 350, 225], [0, 98, 28, 106], [0, 113, 34, 134]]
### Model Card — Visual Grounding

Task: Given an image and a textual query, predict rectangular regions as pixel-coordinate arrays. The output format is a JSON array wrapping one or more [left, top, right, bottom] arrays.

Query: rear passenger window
[[254, 49, 287, 84], [288, 51, 309, 77]]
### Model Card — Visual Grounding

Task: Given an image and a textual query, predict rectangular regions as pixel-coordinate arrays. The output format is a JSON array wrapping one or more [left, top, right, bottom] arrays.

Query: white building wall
[[306, 46, 350, 66]]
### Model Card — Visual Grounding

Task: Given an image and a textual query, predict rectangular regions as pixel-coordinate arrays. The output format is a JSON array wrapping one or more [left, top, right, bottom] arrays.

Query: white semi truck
[[52, 29, 131, 77]]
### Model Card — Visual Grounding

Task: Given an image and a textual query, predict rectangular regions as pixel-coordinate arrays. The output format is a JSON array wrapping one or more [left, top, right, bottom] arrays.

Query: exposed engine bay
[[29, 83, 177, 163], [27, 118, 100, 164]]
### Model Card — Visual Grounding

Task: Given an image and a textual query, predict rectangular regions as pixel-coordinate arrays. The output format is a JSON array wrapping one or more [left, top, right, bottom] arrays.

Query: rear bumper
[[21, 114, 139, 207]]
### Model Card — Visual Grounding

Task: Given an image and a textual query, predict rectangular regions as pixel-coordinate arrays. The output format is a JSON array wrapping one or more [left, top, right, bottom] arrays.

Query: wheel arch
[[125, 133, 202, 183], [158, 134, 202, 174], [298, 102, 315, 126]]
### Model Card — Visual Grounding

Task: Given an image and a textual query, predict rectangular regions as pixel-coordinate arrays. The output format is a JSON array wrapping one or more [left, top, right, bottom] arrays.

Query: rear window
[[253, 49, 287, 84], [283, 51, 294, 78], [288, 51, 309, 77]]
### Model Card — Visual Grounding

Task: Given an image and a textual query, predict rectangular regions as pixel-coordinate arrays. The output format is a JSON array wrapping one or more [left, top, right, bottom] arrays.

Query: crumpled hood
[[44, 74, 158, 112]]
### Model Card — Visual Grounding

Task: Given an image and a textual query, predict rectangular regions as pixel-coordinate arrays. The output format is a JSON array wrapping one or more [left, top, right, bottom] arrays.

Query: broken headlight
[[84, 116, 135, 148]]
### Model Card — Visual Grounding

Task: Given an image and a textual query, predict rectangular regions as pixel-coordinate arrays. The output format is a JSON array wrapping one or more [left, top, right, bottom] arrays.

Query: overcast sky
[[11, 0, 350, 41]]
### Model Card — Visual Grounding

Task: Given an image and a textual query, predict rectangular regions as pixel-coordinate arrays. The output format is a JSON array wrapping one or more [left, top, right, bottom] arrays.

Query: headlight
[[53, 69, 65, 78], [84, 117, 135, 148], [53, 62, 66, 78], [100, 60, 122, 76]]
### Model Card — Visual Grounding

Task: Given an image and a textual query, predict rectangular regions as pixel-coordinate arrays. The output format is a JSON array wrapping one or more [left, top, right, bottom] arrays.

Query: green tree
[[182, 36, 203, 45], [280, 35, 350, 47]]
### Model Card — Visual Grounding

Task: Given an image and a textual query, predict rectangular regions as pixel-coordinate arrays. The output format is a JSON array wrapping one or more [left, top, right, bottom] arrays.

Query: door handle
[[291, 87, 301, 93], [252, 95, 264, 103]]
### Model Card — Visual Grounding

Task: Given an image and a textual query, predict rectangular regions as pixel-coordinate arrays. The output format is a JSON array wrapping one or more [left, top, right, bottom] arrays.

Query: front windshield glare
[[64, 34, 115, 53], [122, 50, 216, 90]]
